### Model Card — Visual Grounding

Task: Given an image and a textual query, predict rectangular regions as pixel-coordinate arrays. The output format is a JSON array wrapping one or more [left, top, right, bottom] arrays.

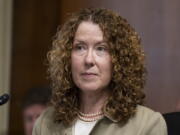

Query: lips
[[81, 72, 97, 75], [81, 72, 98, 79]]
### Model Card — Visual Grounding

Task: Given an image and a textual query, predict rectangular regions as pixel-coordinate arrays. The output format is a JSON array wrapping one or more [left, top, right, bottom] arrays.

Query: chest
[[42, 119, 142, 135]]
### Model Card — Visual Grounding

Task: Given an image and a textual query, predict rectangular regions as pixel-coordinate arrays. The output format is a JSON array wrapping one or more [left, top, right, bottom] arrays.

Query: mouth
[[81, 72, 98, 78], [81, 72, 97, 75]]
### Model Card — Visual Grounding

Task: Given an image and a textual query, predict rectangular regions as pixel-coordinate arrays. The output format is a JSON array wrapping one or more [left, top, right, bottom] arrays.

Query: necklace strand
[[79, 111, 103, 117], [78, 111, 104, 122], [78, 114, 104, 122]]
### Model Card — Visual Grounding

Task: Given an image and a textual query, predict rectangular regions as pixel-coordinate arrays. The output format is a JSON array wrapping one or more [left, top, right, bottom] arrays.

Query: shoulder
[[32, 106, 62, 135], [91, 105, 167, 135], [129, 105, 167, 135], [135, 105, 162, 119], [36, 106, 55, 126]]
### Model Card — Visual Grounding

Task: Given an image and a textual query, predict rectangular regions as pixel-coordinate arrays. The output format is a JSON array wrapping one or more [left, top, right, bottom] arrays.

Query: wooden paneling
[[59, 0, 86, 24], [9, 0, 60, 134], [85, 0, 180, 113]]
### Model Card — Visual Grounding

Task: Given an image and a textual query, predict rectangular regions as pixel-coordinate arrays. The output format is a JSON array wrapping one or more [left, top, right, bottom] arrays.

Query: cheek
[[101, 57, 112, 79], [105, 65, 112, 80], [101, 56, 112, 70], [24, 116, 33, 132], [71, 55, 81, 77]]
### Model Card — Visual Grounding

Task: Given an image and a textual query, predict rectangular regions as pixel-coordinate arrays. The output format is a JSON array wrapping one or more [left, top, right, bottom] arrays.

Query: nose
[[84, 49, 95, 67]]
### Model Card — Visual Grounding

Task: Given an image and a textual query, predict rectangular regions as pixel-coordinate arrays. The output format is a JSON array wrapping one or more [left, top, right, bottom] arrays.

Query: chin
[[79, 85, 104, 93]]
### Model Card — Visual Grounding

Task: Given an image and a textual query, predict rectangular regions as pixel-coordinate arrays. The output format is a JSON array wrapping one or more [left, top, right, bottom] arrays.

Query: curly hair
[[47, 8, 146, 125]]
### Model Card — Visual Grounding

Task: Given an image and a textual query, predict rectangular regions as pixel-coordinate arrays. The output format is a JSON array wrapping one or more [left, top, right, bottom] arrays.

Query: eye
[[72, 42, 87, 55], [75, 45, 84, 50], [96, 46, 106, 51], [96, 44, 109, 52], [95, 44, 109, 56], [73, 43, 85, 51]]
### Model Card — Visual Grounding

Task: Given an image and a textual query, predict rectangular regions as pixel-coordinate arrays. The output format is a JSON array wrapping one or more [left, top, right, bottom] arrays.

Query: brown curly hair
[[47, 8, 146, 125]]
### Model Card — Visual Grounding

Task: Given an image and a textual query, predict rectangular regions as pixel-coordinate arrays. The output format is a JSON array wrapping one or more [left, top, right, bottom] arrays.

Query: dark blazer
[[163, 112, 180, 135]]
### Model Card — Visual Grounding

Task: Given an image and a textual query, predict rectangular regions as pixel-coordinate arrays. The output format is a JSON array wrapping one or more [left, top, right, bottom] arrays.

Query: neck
[[79, 90, 109, 114]]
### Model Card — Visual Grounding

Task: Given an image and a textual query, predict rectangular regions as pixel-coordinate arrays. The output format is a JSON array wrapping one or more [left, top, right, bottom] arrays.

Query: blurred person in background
[[175, 99, 180, 111], [22, 86, 51, 135], [163, 99, 180, 135]]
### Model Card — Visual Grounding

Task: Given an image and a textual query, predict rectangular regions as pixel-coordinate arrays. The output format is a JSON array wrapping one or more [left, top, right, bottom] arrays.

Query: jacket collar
[[103, 108, 119, 123]]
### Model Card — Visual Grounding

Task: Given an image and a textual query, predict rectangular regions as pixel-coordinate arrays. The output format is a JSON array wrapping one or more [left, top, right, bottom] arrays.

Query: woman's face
[[71, 21, 112, 93]]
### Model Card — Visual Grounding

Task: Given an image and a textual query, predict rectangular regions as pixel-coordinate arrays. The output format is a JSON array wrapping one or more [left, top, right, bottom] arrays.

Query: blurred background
[[0, 0, 179, 134]]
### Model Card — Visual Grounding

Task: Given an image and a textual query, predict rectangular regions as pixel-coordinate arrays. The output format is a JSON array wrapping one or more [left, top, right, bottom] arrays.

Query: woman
[[33, 8, 167, 135]]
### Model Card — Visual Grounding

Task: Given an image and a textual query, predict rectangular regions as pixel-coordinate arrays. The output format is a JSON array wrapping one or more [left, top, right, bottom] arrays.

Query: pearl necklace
[[78, 111, 104, 122]]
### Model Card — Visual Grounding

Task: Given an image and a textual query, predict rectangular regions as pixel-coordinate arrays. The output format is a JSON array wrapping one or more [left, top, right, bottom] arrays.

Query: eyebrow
[[95, 41, 108, 47], [73, 39, 107, 45], [73, 40, 86, 45], [95, 41, 107, 44]]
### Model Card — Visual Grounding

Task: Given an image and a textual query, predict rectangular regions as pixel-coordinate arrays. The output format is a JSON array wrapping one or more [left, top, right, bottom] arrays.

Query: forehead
[[23, 104, 46, 115], [74, 21, 104, 40]]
